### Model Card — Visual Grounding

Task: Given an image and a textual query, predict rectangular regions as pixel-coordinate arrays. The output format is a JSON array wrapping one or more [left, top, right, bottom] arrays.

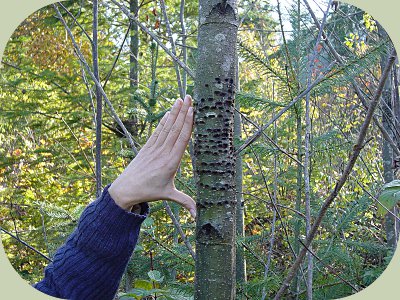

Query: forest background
[[1, 0, 400, 299]]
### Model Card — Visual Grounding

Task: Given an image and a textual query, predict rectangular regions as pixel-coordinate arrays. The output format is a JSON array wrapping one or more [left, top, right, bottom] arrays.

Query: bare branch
[[235, 107, 303, 166], [163, 201, 196, 260], [298, 239, 359, 293], [179, 0, 187, 94], [93, 0, 103, 197], [303, 1, 333, 297], [1, 60, 70, 95], [0, 226, 52, 262], [108, 0, 195, 79], [235, 66, 334, 156], [159, 0, 184, 98], [58, 2, 93, 45], [242, 192, 306, 220], [142, 231, 194, 266], [53, 3, 139, 155], [103, 22, 132, 90]]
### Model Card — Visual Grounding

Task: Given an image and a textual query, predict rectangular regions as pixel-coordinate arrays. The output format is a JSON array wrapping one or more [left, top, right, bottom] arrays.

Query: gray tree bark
[[93, 0, 102, 198], [130, 0, 139, 90], [292, 108, 302, 298], [194, 1, 239, 299], [125, 0, 140, 291], [381, 54, 398, 248], [234, 88, 246, 287], [378, 24, 398, 249]]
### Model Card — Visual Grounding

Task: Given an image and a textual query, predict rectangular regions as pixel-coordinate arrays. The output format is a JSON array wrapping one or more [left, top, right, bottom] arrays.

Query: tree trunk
[[128, 0, 140, 139], [393, 61, 400, 141], [381, 55, 398, 248], [292, 108, 302, 299], [130, 0, 139, 90], [194, 1, 239, 299], [291, 2, 302, 296], [125, 0, 140, 291], [93, 0, 103, 198], [379, 25, 398, 248], [234, 85, 246, 287]]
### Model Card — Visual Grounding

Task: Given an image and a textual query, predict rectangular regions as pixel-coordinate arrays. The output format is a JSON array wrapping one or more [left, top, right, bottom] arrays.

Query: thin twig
[[353, 178, 400, 222], [159, 0, 184, 98], [276, 0, 296, 86], [298, 239, 359, 292], [261, 114, 278, 300], [58, 2, 93, 44], [235, 107, 303, 166], [93, 0, 103, 197], [179, 0, 187, 94], [242, 192, 306, 220], [243, 122, 307, 286], [142, 231, 194, 266], [0, 226, 52, 262], [108, 0, 195, 79], [39, 204, 51, 257], [303, 2, 332, 297], [235, 65, 334, 155], [1, 60, 70, 95], [103, 22, 132, 90], [240, 241, 266, 266], [163, 201, 196, 260], [53, 3, 139, 155], [59, 115, 96, 176]]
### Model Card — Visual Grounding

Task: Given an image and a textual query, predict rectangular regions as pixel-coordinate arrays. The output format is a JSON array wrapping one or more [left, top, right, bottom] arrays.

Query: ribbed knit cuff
[[72, 184, 150, 257]]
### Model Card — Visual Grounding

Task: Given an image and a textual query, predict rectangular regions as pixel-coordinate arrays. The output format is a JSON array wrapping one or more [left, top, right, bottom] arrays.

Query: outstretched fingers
[[144, 112, 169, 148], [164, 95, 192, 150], [170, 106, 194, 164], [154, 98, 183, 146]]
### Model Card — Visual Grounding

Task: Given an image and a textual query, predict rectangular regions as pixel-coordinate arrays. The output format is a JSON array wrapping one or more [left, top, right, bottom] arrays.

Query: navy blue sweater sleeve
[[33, 184, 149, 300]]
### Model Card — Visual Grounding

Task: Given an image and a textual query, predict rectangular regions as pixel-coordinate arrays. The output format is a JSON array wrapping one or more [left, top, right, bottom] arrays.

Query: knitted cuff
[[72, 184, 150, 257]]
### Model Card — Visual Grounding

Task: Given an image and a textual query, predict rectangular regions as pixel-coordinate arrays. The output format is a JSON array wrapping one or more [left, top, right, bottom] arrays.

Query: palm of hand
[[109, 95, 196, 218]]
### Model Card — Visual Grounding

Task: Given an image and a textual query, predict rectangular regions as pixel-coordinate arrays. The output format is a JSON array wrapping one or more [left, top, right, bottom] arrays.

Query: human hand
[[108, 95, 196, 218]]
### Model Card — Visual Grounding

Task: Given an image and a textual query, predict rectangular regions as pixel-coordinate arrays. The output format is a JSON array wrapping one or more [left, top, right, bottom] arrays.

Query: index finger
[[143, 112, 169, 149], [170, 106, 194, 163]]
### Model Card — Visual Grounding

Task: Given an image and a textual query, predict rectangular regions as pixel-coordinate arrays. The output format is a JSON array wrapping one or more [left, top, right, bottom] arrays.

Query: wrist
[[109, 181, 142, 211]]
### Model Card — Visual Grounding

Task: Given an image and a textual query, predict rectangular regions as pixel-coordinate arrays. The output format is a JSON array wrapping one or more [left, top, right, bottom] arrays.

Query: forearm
[[33, 185, 149, 300]]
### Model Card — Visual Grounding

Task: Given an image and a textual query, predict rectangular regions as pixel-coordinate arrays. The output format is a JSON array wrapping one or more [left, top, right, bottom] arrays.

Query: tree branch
[[108, 0, 195, 79], [163, 201, 196, 260], [53, 3, 139, 155], [0, 226, 52, 262], [159, 0, 184, 98], [93, 0, 103, 197], [235, 65, 334, 156]]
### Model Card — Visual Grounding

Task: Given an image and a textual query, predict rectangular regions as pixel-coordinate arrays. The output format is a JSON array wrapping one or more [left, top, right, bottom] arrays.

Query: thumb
[[168, 189, 197, 218]]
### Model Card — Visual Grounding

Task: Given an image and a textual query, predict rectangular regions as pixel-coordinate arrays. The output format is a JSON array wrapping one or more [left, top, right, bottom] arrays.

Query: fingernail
[[190, 209, 196, 219]]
